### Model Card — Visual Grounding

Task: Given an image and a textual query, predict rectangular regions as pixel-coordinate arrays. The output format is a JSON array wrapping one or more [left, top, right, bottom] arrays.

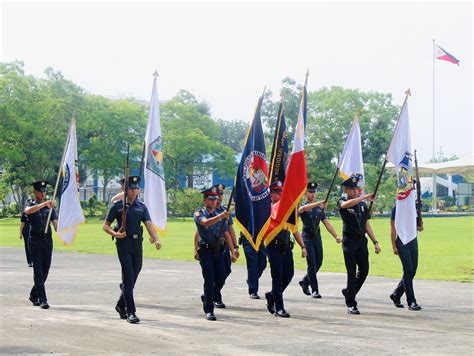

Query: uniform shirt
[[25, 200, 58, 236], [300, 202, 327, 238], [20, 211, 31, 238], [337, 197, 370, 238], [194, 207, 228, 245], [106, 199, 151, 237]]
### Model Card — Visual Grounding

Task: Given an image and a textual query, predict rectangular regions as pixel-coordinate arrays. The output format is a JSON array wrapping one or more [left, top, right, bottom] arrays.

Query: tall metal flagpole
[[432, 39, 437, 213]]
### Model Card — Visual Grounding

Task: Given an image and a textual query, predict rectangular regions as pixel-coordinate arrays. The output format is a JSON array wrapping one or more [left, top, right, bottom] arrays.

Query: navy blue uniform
[[25, 200, 57, 304], [338, 197, 370, 308], [194, 207, 228, 315], [267, 228, 294, 312], [106, 199, 151, 314], [241, 236, 267, 295], [391, 207, 418, 305], [300, 204, 327, 293], [20, 211, 32, 266]]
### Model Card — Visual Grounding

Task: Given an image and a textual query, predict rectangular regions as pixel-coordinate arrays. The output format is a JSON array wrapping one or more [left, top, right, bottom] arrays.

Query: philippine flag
[[434, 44, 460, 65]]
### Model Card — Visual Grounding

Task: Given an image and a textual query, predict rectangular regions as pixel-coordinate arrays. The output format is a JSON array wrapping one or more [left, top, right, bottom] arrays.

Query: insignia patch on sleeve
[[194, 211, 200, 217]]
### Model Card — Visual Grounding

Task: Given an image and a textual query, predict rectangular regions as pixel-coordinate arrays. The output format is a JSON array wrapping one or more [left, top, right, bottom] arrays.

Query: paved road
[[0, 247, 472, 355]]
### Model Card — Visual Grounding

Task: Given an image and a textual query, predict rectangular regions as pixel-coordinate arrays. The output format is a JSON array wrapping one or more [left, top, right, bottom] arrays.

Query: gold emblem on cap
[[41, 182, 45, 186], [352, 178, 356, 183], [218, 184, 223, 190], [212, 187, 217, 193], [133, 177, 137, 182]]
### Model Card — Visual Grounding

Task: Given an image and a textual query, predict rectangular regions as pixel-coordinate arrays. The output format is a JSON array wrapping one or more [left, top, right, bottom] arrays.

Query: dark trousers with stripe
[[393, 237, 418, 304], [302, 235, 323, 293], [242, 238, 267, 294], [29, 235, 53, 302], [267, 242, 294, 311], [199, 246, 225, 314], [116, 237, 143, 314], [342, 236, 369, 308]]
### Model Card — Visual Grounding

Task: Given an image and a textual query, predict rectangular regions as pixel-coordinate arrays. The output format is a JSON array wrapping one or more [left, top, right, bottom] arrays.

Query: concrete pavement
[[0, 247, 472, 355]]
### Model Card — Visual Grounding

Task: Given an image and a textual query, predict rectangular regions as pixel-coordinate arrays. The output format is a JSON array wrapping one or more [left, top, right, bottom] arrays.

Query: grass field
[[1, 216, 472, 282]]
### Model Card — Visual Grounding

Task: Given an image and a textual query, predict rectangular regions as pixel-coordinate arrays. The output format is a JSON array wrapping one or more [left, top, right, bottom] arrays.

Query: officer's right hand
[[221, 211, 230, 219], [114, 231, 126, 239], [194, 250, 200, 261], [392, 246, 398, 255], [19, 234, 23, 240], [44, 200, 55, 209]]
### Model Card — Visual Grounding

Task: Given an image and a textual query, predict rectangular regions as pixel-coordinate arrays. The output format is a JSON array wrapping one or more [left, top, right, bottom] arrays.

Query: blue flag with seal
[[234, 93, 271, 251]]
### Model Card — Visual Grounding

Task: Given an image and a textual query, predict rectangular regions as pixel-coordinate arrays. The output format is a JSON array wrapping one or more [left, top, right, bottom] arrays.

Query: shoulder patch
[[194, 211, 200, 217]]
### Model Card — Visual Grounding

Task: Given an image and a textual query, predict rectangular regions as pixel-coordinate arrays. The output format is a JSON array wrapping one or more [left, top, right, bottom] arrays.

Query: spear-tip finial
[[305, 68, 310, 86], [405, 88, 411, 96], [153, 70, 159, 78]]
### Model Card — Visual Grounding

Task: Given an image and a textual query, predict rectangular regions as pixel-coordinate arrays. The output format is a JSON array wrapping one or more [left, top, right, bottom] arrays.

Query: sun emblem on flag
[[146, 136, 164, 179], [397, 152, 414, 201], [243, 151, 270, 201], [62, 163, 70, 194]]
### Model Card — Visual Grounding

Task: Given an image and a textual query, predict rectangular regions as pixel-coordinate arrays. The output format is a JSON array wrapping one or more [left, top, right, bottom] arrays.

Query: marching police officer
[[103, 176, 161, 324], [20, 199, 34, 267], [298, 182, 341, 298], [194, 186, 237, 321], [265, 181, 307, 318], [389, 204, 423, 311], [338, 176, 381, 315], [240, 231, 267, 299], [24, 181, 58, 309]]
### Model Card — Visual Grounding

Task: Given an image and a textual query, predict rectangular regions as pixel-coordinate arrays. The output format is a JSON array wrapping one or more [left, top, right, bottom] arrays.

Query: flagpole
[[44, 115, 74, 233], [368, 89, 411, 215], [432, 39, 437, 214]]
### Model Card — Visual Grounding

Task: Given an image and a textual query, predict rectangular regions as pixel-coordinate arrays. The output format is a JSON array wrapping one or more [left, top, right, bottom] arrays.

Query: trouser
[[242, 238, 267, 294], [116, 237, 143, 314], [342, 236, 369, 308], [393, 237, 418, 304], [302, 235, 323, 292], [267, 242, 294, 311], [28, 235, 53, 302], [199, 246, 225, 314], [223, 245, 232, 280], [22, 232, 32, 265]]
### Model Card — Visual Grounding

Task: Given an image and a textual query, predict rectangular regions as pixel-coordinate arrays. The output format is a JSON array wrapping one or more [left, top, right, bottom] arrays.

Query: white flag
[[144, 76, 167, 235], [338, 116, 365, 193], [387, 101, 417, 245], [57, 119, 85, 245]]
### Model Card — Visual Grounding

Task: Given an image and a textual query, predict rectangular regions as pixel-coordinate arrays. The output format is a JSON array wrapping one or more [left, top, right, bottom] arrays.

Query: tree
[[216, 118, 248, 153], [0, 61, 84, 210], [78, 96, 147, 201], [160, 91, 237, 192]]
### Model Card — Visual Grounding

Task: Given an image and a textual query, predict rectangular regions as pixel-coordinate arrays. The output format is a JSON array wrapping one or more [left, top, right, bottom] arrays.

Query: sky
[[1, 1, 472, 163]]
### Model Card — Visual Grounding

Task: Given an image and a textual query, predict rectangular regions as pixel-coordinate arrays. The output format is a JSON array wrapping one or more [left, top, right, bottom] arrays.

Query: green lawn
[[1, 216, 472, 282]]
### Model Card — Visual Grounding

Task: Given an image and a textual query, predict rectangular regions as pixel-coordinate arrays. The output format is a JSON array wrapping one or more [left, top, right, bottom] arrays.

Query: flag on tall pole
[[434, 43, 460, 65], [387, 98, 417, 245], [267, 101, 298, 231], [57, 118, 85, 245], [144, 71, 167, 236], [263, 75, 308, 246], [234, 91, 271, 251], [338, 113, 365, 194]]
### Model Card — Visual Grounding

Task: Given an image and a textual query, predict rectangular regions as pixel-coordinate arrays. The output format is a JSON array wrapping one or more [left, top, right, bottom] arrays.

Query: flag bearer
[[338, 176, 381, 315], [194, 187, 237, 321], [24, 181, 58, 309], [103, 176, 161, 324], [389, 205, 423, 311], [298, 182, 341, 298], [265, 181, 307, 318]]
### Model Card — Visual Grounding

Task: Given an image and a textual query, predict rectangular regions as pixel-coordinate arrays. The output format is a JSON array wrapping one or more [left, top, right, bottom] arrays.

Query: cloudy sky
[[1, 1, 472, 162]]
